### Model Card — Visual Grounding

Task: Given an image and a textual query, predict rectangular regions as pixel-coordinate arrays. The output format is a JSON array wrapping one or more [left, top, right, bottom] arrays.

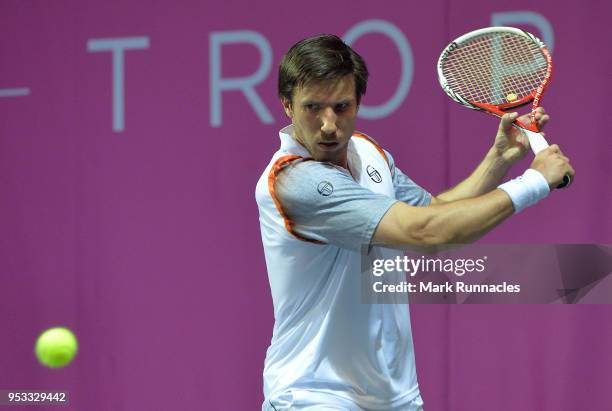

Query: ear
[[281, 97, 293, 119]]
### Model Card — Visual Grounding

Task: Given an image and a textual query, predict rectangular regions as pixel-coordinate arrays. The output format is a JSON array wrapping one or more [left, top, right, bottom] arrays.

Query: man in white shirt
[[256, 34, 574, 410]]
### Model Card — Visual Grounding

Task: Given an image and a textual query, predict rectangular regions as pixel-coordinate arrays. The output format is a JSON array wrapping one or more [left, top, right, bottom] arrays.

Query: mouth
[[317, 141, 339, 150]]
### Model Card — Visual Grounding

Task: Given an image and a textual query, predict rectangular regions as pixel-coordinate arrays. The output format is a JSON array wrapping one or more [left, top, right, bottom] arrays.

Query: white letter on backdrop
[[87, 37, 150, 133], [209, 31, 274, 127], [343, 20, 414, 119], [491, 11, 554, 52]]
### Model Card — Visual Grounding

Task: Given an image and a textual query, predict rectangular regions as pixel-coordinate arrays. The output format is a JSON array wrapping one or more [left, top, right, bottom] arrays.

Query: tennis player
[[255, 34, 574, 411]]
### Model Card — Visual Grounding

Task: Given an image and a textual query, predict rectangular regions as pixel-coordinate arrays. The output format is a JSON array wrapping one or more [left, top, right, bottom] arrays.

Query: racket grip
[[520, 128, 549, 154], [519, 127, 572, 189]]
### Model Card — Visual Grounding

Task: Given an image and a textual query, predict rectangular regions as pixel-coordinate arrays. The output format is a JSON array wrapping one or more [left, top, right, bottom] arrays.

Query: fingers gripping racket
[[437, 26, 571, 188]]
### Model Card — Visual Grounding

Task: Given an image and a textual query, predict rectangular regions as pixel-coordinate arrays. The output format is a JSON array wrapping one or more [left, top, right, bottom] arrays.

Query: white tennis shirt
[[256, 126, 431, 410]]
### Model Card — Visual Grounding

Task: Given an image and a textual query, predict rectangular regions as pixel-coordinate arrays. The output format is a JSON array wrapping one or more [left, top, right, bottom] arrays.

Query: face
[[282, 74, 358, 168]]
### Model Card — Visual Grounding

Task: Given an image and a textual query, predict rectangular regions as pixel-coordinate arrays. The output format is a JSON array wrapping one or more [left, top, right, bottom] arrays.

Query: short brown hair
[[278, 34, 369, 105]]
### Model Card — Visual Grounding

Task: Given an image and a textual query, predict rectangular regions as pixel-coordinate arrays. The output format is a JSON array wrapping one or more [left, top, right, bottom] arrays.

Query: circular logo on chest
[[366, 165, 382, 183], [317, 181, 334, 196]]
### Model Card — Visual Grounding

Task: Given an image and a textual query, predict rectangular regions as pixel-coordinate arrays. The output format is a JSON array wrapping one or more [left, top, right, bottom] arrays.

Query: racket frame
[[437, 26, 570, 188], [437, 26, 553, 133]]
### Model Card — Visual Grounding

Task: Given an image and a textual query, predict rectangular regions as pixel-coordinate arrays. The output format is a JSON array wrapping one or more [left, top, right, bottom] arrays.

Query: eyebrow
[[300, 99, 353, 106]]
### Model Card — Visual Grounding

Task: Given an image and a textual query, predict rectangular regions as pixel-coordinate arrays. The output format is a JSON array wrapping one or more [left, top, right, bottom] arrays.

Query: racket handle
[[520, 127, 549, 154], [519, 127, 572, 189]]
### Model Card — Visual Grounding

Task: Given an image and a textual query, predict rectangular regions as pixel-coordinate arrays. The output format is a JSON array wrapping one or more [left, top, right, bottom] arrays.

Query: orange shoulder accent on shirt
[[352, 132, 389, 166], [268, 155, 324, 244]]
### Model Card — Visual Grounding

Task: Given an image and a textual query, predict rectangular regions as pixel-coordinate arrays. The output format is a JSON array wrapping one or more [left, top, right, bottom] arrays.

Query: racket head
[[437, 27, 552, 130]]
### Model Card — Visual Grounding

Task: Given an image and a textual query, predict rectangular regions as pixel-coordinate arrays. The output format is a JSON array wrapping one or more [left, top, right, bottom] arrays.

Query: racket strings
[[442, 33, 548, 105], [446, 36, 544, 101], [447, 42, 543, 103]]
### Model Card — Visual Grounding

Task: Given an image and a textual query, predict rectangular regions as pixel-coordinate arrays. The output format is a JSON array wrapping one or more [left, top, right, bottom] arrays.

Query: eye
[[335, 102, 350, 112], [304, 103, 320, 112]]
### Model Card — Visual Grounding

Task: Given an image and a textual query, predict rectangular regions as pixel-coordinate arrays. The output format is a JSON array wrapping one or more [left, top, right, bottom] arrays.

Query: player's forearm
[[434, 148, 510, 202], [430, 167, 553, 243]]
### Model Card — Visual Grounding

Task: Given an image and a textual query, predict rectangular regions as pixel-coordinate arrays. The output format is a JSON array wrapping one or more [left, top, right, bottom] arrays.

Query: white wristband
[[497, 169, 550, 213]]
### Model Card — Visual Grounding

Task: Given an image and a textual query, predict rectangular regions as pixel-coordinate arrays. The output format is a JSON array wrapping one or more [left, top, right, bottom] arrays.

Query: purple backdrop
[[1, 0, 611, 410]]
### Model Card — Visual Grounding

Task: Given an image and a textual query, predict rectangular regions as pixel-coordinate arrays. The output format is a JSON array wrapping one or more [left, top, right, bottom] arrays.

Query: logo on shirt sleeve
[[366, 165, 382, 183], [317, 181, 334, 196]]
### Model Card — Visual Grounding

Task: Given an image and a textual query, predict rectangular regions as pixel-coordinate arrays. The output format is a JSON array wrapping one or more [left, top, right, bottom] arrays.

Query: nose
[[320, 107, 337, 136]]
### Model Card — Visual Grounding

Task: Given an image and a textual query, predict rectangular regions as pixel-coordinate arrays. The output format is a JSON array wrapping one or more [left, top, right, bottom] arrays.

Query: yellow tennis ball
[[35, 327, 78, 368], [506, 93, 518, 102]]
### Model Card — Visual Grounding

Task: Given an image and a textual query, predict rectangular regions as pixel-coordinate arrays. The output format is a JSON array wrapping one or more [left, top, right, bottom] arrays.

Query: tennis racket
[[437, 26, 571, 188]]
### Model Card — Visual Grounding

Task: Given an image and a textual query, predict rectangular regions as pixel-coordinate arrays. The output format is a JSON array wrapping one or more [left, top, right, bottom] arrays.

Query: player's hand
[[493, 108, 550, 165], [529, 144, 575, 189]]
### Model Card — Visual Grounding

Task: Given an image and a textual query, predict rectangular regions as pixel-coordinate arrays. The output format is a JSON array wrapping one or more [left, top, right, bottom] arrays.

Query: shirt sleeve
[[384, 149, 432, 206], [274, 160, 398, 251]]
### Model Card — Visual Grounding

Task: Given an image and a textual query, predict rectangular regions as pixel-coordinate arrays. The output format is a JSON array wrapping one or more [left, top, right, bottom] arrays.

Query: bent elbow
[[409, 219, 453, 246], [411, 217, 475, 247]]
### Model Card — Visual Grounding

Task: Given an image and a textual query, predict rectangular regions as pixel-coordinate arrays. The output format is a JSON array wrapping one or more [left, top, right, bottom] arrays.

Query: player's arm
[[429, 152, 509, 205], [431, 109, 550, 204], [375, 189, 512, 245], [375, 143, 574, 247]]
